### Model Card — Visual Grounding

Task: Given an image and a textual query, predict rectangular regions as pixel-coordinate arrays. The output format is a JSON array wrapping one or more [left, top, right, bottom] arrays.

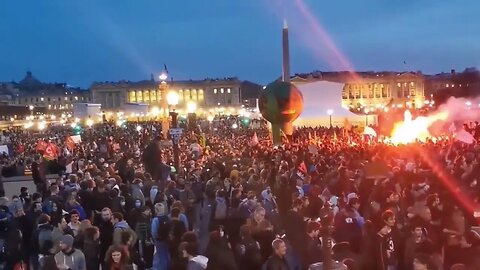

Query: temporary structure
[[293, 81, 376, 127]]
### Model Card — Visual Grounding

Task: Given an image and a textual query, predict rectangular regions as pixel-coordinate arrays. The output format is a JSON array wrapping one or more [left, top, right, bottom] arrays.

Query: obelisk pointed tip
[[283, 19, 288, 29]]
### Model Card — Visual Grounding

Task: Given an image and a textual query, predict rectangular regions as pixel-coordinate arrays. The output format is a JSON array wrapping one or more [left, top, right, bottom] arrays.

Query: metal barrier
[[1, 174, 58, 198]]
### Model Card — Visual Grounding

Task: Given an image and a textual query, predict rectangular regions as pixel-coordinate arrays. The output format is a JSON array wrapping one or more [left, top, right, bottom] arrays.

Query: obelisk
[[280, 19, 293, 137], [282, 19, 290, 83]]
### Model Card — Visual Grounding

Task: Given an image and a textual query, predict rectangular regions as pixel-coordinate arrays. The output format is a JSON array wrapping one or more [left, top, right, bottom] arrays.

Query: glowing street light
[[24, 121, 33, 129], [136, 125, 142, 132], [28, 105, 34, 111], [207, 115, 214, 122], [167, 91, 179, 106], [187, 101, 197, 113], [86, 118, 94, 128], [327, 109, 333, 128], [232, 123, 238, 129], [38, 121, 46, 131], [159, 69, 168, 82], [70, 123, 77, 128]]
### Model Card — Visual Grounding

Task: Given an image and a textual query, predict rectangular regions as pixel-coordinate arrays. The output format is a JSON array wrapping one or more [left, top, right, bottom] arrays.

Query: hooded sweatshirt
[[188, 255, 209, 270], [113, 220, 138, 246], [54, 248, 86, 270]]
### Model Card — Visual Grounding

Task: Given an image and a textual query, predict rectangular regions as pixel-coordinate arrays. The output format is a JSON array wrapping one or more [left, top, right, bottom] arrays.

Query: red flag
[[65, 136, 76, 151], [298, 161, 307, 175], [43, 143, 59, 160]]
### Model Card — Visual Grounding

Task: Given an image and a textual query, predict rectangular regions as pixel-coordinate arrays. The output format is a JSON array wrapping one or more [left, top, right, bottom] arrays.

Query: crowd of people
[[0, 118, 480, 270]]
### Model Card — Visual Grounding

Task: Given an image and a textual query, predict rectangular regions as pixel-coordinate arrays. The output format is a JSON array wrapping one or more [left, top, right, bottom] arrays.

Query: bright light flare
[[390, 110, 448, 145], [86, 119, 94, 127]]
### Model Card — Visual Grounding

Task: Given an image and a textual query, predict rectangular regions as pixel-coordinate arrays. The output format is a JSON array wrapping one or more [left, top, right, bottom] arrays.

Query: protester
[[0, 119, 479, 270]]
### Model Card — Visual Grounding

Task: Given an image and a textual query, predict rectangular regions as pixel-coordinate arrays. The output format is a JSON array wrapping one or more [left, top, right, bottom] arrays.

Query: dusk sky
[[0, 0, 479, 88]]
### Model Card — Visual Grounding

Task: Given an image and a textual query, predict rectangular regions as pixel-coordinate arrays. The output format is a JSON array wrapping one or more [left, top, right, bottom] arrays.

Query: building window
[[74, 96, 78, 101], [382, 85, 388, 98], [129, 91, 136, 102], [191, 89, 197, 101], [198, 89, 204, 101], [185, 89, 191, 101], [58, 97, 61, 101], [150, 90, 157, 102], [410, 82, 415, 87], [397, 83, 401, 88], [136, 91, 143, 102], [227, 88, 231, 94], [40, 97, 44, 101], [178, 90, 183, 101], [143, 91, 150, 102], [64, 97, 68, 101], [221, 88, 224, 94], [48, 104, 51, 109], [214, 88, 217, 94]]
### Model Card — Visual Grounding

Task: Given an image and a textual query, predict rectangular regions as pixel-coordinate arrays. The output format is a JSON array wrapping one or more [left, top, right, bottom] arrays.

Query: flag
[[308, 132, 312, 140], [363, 126, 377, 137], [65, 136, 76, 151], [70, 135, 82, 143], [333, 131, 338, 141], [455, 129, 475, 144], [295, 161, 308, 180], [43, 143, 59, 160], [36, 140, 48, 152], [251, 132, 259, 146]]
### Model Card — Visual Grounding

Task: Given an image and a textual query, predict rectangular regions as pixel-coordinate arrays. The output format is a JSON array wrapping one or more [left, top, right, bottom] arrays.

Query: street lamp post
[[327, 109, 333, 128], [29, 105, 34, 118], [167, 91, 180, 172]]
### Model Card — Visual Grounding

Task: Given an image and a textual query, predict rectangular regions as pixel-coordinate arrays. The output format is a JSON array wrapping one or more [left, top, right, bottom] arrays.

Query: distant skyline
[[0, 0, 479, 88]]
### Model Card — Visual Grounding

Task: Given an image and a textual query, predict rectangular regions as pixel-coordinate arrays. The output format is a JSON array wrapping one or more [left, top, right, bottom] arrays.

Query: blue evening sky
[[0, 0, 479, 88]]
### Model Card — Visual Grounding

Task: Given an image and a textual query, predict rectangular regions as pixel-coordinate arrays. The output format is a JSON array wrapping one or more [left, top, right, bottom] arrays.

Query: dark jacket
[[30, 223, 54, 255], [205, 241, 238, 270], [265, 254, 290, 270], [83, 239, 100, 270], [98, 220, 114, 261], [234, 239, 263, 270]]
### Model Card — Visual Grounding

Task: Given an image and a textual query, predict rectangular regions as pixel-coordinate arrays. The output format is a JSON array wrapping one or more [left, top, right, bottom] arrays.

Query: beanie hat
[[60, 234, 74, 247]]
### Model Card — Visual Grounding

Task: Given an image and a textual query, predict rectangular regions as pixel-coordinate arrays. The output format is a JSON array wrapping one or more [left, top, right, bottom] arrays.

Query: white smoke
[[435, 96, 480, 124]]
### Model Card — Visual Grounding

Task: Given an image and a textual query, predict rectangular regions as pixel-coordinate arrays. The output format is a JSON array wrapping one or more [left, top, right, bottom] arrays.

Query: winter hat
[[60, 234, 74, 247], [347, 193, 359, 204]]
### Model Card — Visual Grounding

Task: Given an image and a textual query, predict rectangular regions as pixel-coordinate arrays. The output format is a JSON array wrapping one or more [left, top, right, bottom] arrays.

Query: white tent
[[293, 81, 376, 127]]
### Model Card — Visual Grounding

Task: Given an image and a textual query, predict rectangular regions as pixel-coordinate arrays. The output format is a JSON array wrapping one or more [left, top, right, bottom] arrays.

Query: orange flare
[[390, 110, 448, 145]]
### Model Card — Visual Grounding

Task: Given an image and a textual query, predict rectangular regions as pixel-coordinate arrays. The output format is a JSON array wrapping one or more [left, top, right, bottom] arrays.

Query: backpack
[[38, 228, 53, 255], [156, 216, 172, 242], [214, 198, 227, 220]]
